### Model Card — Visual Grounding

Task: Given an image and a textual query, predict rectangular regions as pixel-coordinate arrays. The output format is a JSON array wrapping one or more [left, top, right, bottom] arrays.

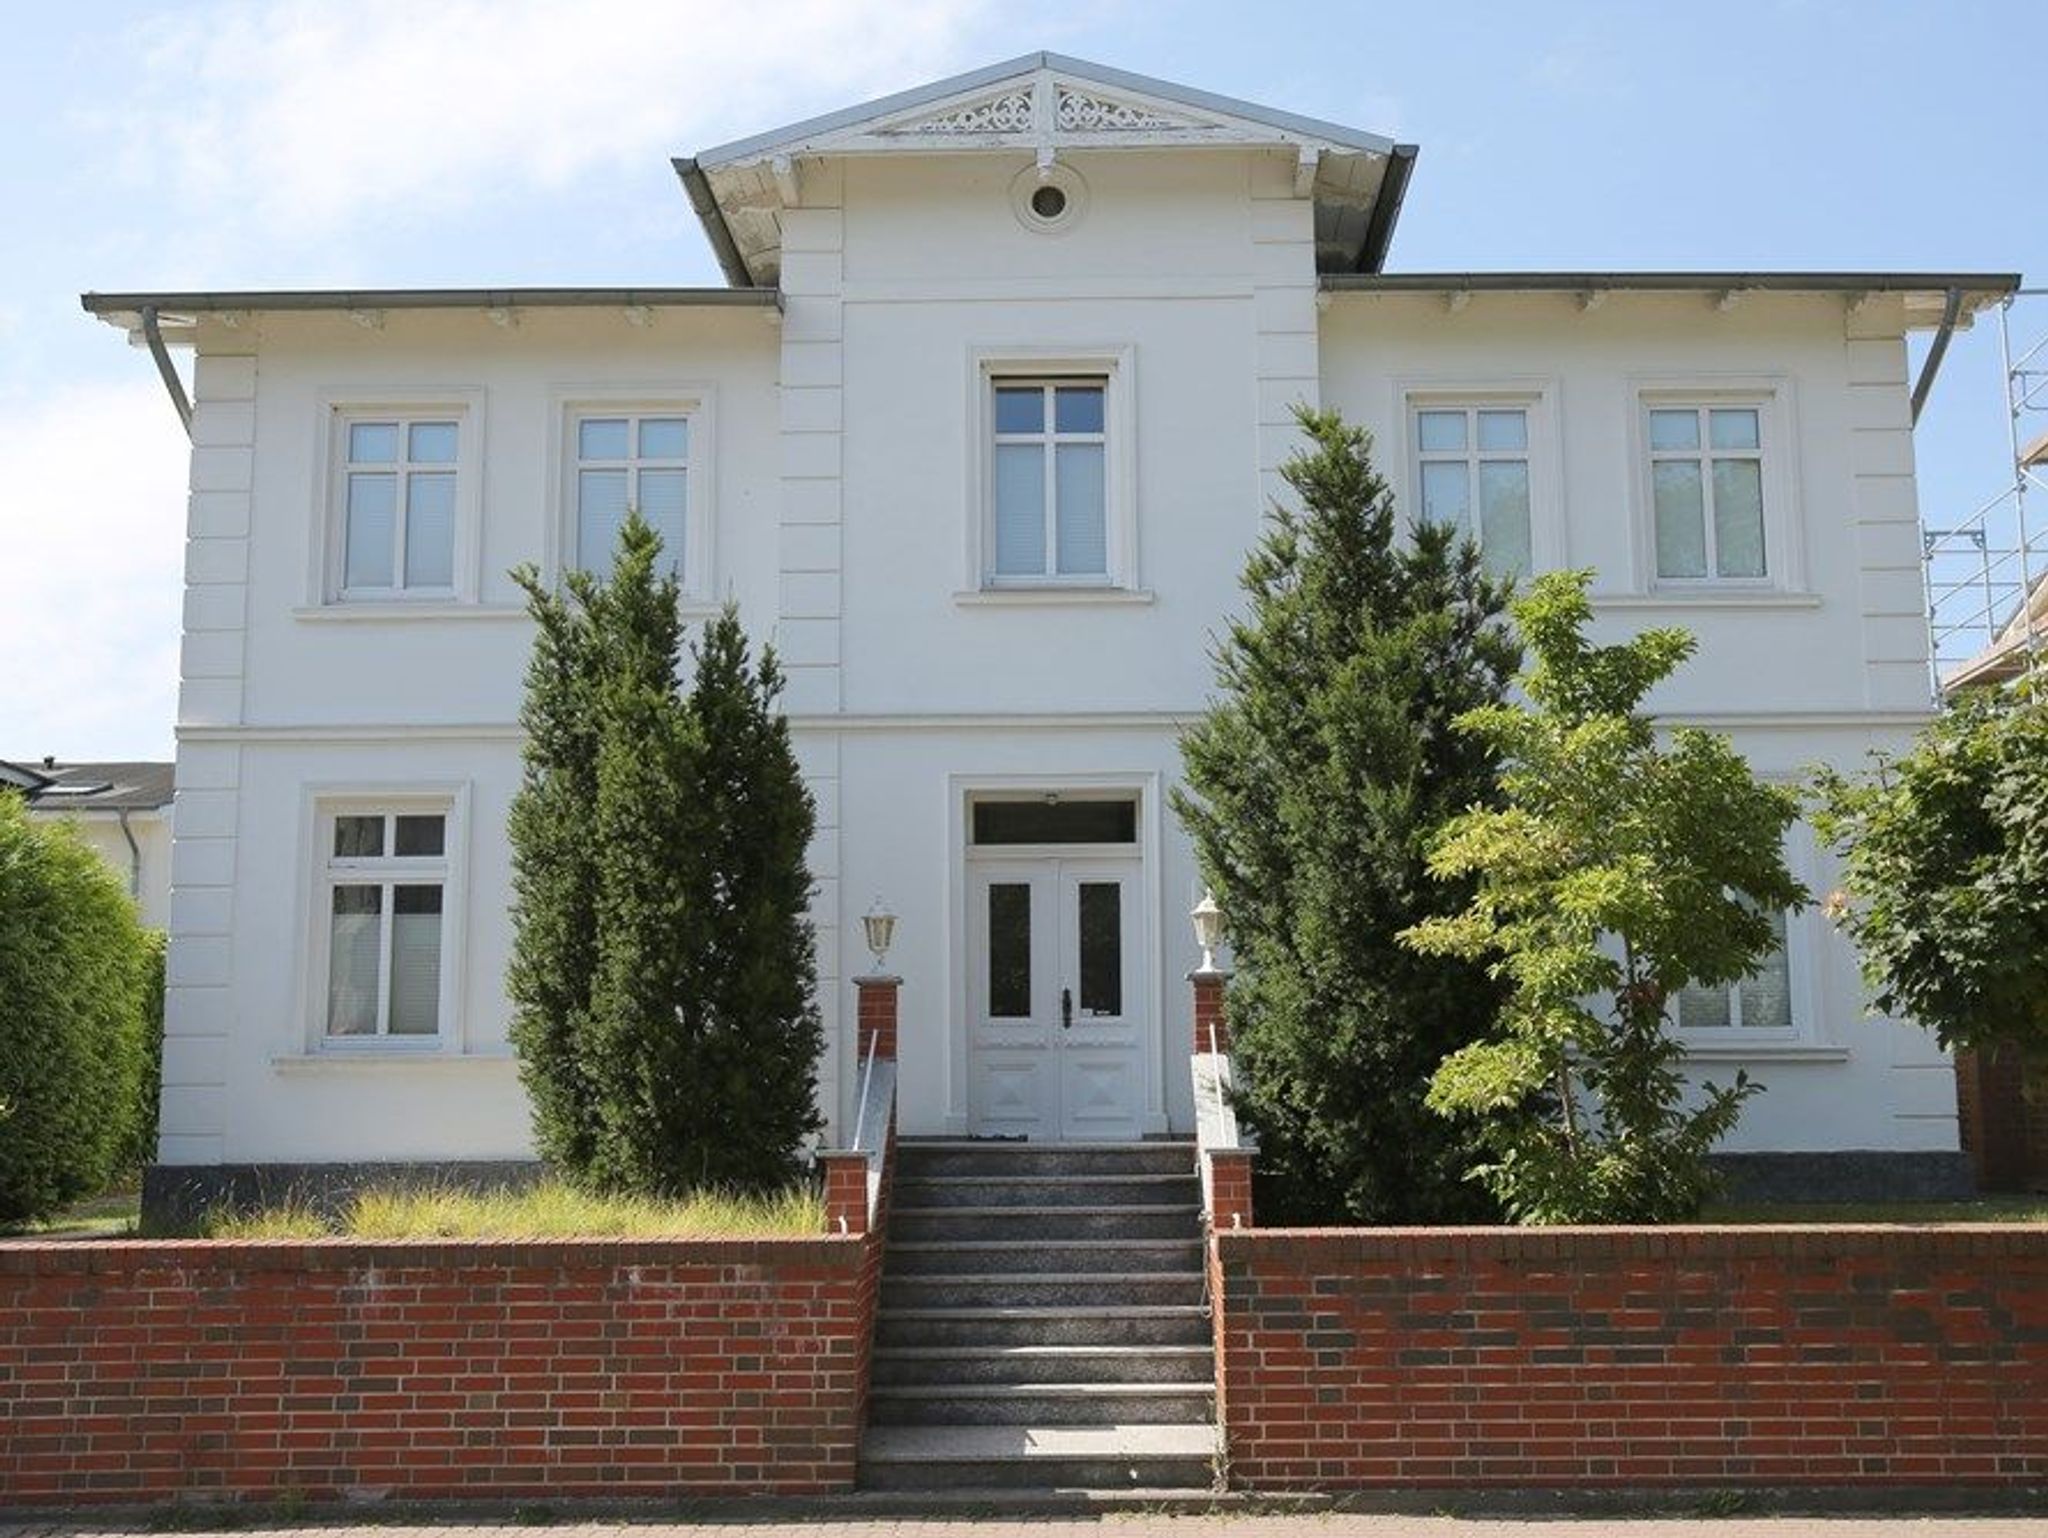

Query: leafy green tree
[[509, 513, 821, 1195], [1175, 406, 1520, 1224], [1812, 679, 2048, 1059], [1404, 570, 1806, 1224], [0, 797, 153, 1225]]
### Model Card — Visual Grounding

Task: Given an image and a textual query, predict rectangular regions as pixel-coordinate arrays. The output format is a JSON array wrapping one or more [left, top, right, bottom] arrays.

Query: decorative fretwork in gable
[[1054, 86, 1189, 133], [882, 89, 1036, 137]]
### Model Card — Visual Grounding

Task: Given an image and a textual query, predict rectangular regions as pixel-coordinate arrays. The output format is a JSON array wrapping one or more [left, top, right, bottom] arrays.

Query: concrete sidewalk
[[5, 1514, 2047, 1537]]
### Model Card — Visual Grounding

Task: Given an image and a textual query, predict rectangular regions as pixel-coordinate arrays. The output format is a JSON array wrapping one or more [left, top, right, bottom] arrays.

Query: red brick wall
[[0, 1235, 880, 1504], [1215, 1226, 2048, 1490]]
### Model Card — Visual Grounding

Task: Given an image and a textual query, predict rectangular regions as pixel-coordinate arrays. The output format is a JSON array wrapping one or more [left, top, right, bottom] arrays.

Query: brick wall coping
[[0, 1232, 864, 1276], [1219, 1223, 2048, 1261]]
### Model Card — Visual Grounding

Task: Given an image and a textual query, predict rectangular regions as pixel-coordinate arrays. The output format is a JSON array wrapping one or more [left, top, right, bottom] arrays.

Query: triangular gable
[[681, 51, 1412, 286], [695, 52, 1394, 167]]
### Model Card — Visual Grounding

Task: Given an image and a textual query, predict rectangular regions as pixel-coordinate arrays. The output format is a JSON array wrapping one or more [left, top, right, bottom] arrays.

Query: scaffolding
[[1925, 289, 2048, 691]]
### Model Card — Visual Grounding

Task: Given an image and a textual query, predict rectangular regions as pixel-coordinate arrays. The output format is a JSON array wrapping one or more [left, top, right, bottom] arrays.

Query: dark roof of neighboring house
[[2, 759, 175, 812]]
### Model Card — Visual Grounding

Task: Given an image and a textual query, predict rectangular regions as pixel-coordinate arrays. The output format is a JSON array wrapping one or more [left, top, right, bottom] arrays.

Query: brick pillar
[[1957, 1042, 2033, 1192], [1208, 1149, 1255, 1229], [820, 1151, 868, 1236], [1191, 968, 1230, 1055], [855, 975, 899, 1062]]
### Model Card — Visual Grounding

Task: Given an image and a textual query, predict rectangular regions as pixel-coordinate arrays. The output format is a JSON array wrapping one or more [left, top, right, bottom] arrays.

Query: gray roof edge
[[693, 49, 1396, 167], [1321, 271, 2022, 296], [81, 287, 781, 319]]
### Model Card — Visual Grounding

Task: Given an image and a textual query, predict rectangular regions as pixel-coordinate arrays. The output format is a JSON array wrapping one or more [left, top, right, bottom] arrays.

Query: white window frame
[[314, 392, 483, 606], [1631, 377, 1804, 594], [965, 347, 1138, 596], [1397, 380, 1563, 576], [1671, 820, 1824, 1055], [300, 785, 470, 1055], [548, 385, 716, 609]]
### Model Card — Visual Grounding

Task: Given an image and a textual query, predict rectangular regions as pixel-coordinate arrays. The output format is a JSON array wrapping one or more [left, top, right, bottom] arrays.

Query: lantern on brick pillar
[[1190, 889, 1224, 975]]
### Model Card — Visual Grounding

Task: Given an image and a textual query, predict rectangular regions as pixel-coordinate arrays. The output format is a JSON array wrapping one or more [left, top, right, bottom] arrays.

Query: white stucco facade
[[96, 54, 2015, 1178]]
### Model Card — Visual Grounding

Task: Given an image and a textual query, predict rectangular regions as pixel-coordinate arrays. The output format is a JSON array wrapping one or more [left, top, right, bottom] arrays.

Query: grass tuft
[[198, 1178, 821, 1240]]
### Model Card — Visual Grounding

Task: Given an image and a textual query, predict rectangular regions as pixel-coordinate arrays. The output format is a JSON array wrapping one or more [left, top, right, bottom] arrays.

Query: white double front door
[[967, 854, 1146, 1141]]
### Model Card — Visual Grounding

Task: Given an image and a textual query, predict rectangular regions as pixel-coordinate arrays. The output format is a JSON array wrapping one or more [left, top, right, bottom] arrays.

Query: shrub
[[1404, 571, 1806, 1224], [0, 796, 153, 1225], [1813, 679, 2048, 1059], [1175, 406, 1520, 1223], [124, 930, 167, 1173]]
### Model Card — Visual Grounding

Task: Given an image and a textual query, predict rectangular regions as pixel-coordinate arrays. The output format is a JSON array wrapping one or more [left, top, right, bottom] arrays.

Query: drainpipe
[[116, 809, 141, 901], [140, 305, 194, 438], [1909, 287, 1964, 425]]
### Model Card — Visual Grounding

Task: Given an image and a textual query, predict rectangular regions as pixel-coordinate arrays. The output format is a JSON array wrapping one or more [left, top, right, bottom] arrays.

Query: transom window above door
[[1413, 404, 1533, 578], [991, 379, 1109, 583], [971, 795, 1138, 847]]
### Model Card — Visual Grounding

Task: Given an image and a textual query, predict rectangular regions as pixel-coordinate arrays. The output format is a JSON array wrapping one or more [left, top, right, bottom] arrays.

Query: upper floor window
[[1414, 404, 1532, 577], [1648, 404, 1767, 582], [990, 378, 1108, 583], [321, 806, 450, 1043], [318, 395, 481, 607], [340, 416, 459, 596], [573, 411, 690, 580]]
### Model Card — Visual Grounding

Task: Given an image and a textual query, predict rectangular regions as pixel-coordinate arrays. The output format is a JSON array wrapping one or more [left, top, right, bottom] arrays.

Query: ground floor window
[[319, 805, 450, 1041], [1674, 906, 1793, 1031]]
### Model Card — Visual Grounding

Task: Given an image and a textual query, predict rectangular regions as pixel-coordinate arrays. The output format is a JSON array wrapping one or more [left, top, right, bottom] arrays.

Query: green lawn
[[1700, 1195, 2048, 1225], [4, 1189, 142, 1240], [200, 1179, 823, 1240]]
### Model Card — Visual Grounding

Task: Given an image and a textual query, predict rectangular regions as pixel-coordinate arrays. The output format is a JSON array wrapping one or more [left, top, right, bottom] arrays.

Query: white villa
[[89, 53, 2016, 1208]]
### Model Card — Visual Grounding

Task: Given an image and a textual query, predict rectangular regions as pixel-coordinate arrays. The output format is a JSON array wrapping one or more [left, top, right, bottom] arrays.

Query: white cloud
[[109, 0, 1003, 241], [0, 379, 187, 761]]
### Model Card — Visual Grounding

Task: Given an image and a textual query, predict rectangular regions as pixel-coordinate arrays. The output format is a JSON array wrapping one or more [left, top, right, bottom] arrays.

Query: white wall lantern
[[1190, 889, 1224, 974], [862, 897, 898, 974]]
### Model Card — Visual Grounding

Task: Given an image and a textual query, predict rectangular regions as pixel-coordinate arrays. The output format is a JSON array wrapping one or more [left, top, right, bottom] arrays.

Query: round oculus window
[[1010, 163, 1087, 233]]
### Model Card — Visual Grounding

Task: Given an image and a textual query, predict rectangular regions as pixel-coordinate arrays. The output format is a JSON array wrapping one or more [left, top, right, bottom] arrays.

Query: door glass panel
[[1077, 881, 1122, 1017], [987, 883, 1031, 1018], [973, 799, 1137, 845]]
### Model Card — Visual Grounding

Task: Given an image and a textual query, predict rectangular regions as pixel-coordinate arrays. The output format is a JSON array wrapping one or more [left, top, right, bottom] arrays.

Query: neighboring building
[[3, 757, 175, 928], [85, 52, 2017, 1199]]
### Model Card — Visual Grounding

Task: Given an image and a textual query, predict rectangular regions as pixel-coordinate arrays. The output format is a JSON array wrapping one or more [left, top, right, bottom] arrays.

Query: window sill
[[293, 603, 528, 623], [1593, 590, 1822, 611], [272, 1050, 515, 1072], [1678, 1041, 1849, 1064], [954, 587, 1156, 608]]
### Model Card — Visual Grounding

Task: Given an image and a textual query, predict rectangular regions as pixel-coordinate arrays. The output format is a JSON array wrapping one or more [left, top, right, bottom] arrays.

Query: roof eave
[[80, 287, 782, 328], [1319, 271, 2022, 306]]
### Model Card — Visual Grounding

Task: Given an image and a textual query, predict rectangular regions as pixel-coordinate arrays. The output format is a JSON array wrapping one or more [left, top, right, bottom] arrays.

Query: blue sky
[[3, 0, 2041, 760]]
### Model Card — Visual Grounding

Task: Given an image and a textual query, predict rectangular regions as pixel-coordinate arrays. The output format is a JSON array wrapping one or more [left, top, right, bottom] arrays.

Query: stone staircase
[[858, 1139, 1217, 1492]]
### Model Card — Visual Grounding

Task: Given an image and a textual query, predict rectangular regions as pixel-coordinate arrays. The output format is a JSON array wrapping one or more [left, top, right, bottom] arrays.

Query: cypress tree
[[674, 609, 823, 1188], [509, 513, 820, 1194], [507, 559, 605, 1173], [1174, 406, 1520, 1224]]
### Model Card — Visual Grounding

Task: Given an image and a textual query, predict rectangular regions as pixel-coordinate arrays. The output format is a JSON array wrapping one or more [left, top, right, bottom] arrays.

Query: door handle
[[1060, 986, 1073, 1030]]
